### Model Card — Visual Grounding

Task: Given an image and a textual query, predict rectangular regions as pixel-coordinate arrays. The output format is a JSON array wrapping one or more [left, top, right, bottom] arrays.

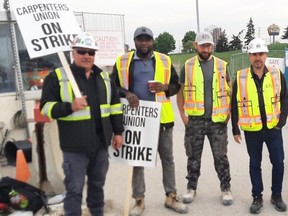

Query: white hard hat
[[71, 32, 98, 51], [248, 38, 268, 53]]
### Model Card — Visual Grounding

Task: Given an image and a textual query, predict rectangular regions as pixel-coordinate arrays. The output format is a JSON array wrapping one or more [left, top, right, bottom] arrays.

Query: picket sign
[[57, 52, 82, 98]]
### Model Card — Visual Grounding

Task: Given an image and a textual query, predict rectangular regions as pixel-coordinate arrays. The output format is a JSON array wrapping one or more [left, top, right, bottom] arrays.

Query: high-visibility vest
[[116, 51, 174, 123], [183, 56, 230, 122], [41, 67, 122, 120], [236, 67, 281, 131]]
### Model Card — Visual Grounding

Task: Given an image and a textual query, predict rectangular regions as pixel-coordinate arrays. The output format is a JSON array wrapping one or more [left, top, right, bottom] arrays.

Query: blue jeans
[[244, 128, 284, 197], [132, 127, 176, 198], [62, 147, 109, 216]]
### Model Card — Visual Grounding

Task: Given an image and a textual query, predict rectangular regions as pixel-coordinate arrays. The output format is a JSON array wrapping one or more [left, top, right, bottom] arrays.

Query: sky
[[4, 0, 288, 52], [68, 0, 287, 51]]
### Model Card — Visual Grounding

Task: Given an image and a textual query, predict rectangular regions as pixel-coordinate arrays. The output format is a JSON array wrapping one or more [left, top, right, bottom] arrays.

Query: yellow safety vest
[[41, 67, 122, 121], [183, 56, 230, 122], [236, 67, 281, 131], [116, 51, 174, 123]]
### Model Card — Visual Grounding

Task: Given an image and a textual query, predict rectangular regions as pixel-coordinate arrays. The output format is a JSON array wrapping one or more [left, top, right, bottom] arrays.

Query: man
[[112, 26, 187, 215], [177, 31, 233, 206], [40, 32, 124, 216], [231, 38, 288, 214]]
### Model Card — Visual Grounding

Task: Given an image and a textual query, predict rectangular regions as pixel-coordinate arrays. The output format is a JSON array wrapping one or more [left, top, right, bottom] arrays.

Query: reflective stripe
[[184, 102, 205, 110], [100, 71, 111, 104], [238, 69, 250, 117], [55, 68, 73, 102], [41, 102, 57, 118], [100, 104, 111, 117], [185, 58, 196, 101], [268, 66, 281, 122], [118, 53, 133, 89], [110, 104, 123, 115], [59, 107, 91, 121]]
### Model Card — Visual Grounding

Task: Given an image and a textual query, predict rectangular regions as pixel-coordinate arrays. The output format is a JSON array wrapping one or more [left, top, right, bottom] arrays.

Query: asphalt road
[[1, 96, 288, 216], [103, 96, 288, 216]]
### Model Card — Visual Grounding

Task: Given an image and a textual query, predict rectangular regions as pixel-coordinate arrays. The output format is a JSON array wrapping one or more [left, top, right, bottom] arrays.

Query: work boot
[[129, 197, 145, 216], [221, 190, 233, 206], [271, 194, 287, 212], [182, 189, 196, 203], [165, 192, 188, 214], [250, 196, 263, 214]]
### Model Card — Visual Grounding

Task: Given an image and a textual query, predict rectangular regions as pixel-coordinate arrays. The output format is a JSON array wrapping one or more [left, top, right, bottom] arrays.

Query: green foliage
[[229, 30, 244, 51], [281, 26, 288, 40], [154, 32, 176, 54], [215, 32, 229, 52], [181, 31, 196, 53], [244, 17, 255, 46], [268, 42, 288, 50]]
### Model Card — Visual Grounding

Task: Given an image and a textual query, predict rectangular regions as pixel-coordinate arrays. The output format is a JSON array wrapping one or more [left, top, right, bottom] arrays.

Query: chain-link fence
[[229, 50, 285, 82]]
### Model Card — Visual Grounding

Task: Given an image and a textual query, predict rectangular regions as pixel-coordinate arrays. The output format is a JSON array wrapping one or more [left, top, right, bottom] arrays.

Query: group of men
[[40, 27, 288, 216]]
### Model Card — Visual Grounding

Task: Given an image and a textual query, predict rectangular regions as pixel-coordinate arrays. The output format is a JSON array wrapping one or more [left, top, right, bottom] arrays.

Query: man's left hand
[[112, 135, 123, 149]]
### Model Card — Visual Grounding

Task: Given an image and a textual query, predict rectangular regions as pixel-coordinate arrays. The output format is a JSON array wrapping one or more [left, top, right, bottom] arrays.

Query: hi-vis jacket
[[114, 51, 179, 125], [183, 56, 230, 122], [236, 66, 281, 131], [40, 63, 124, 152]]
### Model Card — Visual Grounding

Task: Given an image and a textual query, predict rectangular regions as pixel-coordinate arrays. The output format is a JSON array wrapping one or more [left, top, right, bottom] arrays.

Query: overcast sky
[[5, 0, 288, 51], [68, 0, 287, 50]]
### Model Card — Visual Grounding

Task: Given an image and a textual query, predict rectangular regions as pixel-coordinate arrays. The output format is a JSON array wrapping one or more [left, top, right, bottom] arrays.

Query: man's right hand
[[71, 96, 88, 111], [233, 134, 242, 144], [125, 92, 139, 107]]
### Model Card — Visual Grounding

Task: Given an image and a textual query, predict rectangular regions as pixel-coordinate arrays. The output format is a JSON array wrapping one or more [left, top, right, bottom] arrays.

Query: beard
[[252, 60, 264, 70], [198, 51, 212, 61]]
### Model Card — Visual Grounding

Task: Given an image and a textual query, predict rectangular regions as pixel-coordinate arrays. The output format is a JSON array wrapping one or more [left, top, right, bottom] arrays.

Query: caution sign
[[109, 99, 162, 167], [12, 0, 81, 58]]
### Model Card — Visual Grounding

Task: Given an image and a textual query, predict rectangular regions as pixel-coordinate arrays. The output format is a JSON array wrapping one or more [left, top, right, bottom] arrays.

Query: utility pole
[[196, 0, 200, 33]]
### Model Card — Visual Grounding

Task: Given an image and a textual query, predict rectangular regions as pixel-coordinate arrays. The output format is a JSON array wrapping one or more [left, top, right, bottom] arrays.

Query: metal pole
[[196, 0, 200, 33]]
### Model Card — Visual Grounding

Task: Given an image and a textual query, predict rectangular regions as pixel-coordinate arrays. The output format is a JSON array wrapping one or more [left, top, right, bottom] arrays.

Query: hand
[[180, 113, 189, 125], [149, 81, 167, 93], [112, 135, 123, 149], [233, 135, 242, 144], [125, 92, 139, 107], [71, 96, 87, 111]]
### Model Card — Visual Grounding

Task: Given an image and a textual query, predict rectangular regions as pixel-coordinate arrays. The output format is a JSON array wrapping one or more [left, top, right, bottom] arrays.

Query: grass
[[169, 43, 288, 80]]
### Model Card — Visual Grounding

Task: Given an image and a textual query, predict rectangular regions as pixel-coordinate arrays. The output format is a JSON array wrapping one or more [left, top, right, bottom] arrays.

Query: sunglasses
[[76, 49, 95, 56]]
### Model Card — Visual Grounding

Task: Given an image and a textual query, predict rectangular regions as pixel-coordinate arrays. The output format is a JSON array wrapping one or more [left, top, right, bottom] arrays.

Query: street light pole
[[196, 0, 200, 33]]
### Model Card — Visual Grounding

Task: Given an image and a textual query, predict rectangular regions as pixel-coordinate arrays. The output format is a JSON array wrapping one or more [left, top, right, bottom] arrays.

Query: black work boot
[[250, 196, 263, 214], [271, 194, 287, 212]]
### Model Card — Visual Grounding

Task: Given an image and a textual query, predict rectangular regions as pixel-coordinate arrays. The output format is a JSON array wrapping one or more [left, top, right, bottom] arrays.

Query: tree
[[229, 30, 244, 51], [181, 31, 196, 53], [244, 17, 255, 46], [215, 31, 229, 52], [281, 26, 288, 40], [154, 32, 176, 54]]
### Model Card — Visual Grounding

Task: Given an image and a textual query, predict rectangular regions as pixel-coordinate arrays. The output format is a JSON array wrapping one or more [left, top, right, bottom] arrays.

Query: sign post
[[285, 48, 288, 88]]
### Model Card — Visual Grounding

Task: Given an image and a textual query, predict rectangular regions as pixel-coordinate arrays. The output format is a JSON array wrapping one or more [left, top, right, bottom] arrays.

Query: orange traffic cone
[[15, 149, 31, 182]]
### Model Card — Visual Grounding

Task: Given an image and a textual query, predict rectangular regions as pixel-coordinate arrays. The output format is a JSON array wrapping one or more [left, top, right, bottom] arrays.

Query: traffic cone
[[15, 149, 31, 182]]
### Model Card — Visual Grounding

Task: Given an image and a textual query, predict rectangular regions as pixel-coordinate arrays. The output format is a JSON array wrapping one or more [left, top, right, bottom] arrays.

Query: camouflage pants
[[184, 117, 231, 191]]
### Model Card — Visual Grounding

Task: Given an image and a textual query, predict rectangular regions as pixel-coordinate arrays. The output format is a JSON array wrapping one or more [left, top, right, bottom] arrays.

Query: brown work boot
[[129, 197, 145, 216], [165, 192, 188, 214]]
